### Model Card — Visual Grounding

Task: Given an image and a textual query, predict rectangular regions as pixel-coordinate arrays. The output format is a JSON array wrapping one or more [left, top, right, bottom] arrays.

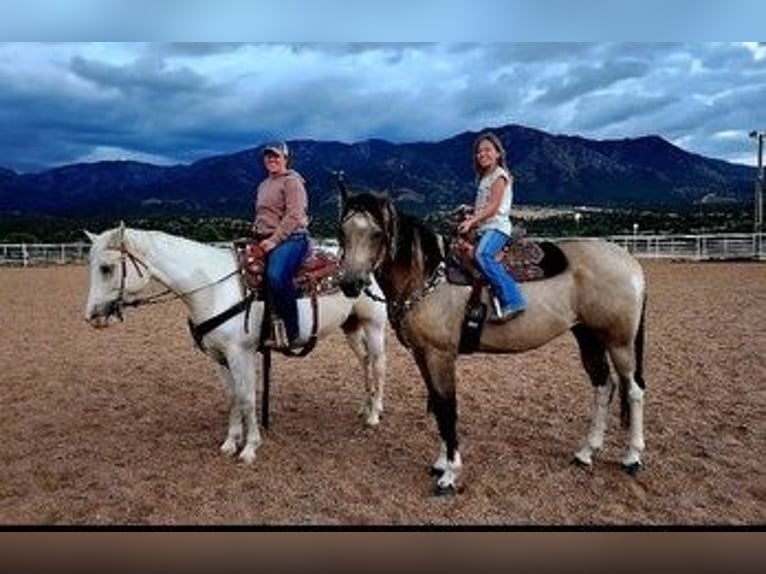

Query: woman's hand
[[259, 238, 277, 253]]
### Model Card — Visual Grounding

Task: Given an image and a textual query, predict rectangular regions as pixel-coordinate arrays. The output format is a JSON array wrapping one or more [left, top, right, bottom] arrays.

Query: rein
[[112, 236, 240, 315], [363, 285, 387, 303], [370, 207, 446, 333], [112, 235, 324, 358], [110, 233, 256, 354], [383, 261, 446, 331]]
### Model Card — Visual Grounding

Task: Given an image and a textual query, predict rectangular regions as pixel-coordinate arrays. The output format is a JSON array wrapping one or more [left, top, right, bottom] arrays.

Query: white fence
[[0, 242, 90, 266], [604, 233, 765, 261], [0, 234, 763, 267]]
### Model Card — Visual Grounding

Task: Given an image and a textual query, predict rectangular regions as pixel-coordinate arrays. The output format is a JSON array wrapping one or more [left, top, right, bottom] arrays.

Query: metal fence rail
[[0, 242, 90, 266], [605, 233, 764, 260], [1, 234, 764, 266]]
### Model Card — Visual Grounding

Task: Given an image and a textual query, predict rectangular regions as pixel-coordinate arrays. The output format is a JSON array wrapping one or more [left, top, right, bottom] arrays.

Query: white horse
[[84, 225, 388, 464]]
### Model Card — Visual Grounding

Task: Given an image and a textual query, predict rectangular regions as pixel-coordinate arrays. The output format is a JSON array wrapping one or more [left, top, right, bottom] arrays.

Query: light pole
[[632, 222, 639, 253], [749, 131, 764, 236]]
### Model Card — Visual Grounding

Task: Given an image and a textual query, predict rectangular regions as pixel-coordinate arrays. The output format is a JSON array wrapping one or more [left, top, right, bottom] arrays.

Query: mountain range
[[0, 124, 755, 219]]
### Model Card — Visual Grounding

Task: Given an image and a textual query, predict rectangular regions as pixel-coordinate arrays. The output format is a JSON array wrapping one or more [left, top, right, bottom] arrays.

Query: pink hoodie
[[253, 169, 309, 245]]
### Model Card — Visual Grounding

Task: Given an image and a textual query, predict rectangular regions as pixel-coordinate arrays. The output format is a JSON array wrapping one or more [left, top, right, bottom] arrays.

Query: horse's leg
[[607, 343, 645, 474], [361, 318, 387, 426], [215, 363, 243, 457], [367, 323, 387, 426], [571, 325, 613, 467], [226, 350, 262, 464], [344, 319, 387, 426], [344, 328, 374, 424], [413, 349, 461, 495]]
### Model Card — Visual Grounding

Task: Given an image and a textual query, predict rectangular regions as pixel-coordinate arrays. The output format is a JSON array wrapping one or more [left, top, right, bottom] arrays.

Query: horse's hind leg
[[215, 363, 243, 457], [226, 351, 262, 464], [608, 343, 645, 473], [571, 325, 613, 467]]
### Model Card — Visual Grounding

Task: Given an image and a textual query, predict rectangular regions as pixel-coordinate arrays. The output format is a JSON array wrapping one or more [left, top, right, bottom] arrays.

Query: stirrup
[[270, 318, 290, 348], [490, 307, 525, 323]]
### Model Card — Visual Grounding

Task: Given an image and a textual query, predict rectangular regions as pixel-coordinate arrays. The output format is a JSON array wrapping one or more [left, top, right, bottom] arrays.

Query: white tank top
[[474, 165, 512, 236]]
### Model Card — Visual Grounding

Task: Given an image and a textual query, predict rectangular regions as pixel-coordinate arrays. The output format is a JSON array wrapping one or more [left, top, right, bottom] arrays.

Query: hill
[[0, 124, 754, 219]]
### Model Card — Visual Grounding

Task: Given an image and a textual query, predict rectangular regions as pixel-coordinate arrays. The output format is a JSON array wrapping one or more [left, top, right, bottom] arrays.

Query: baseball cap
[[262, 141, 289, 157]]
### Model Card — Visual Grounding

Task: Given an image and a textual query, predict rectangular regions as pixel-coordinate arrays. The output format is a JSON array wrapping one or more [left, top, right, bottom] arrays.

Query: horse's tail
[[620, 291, 647, 428]]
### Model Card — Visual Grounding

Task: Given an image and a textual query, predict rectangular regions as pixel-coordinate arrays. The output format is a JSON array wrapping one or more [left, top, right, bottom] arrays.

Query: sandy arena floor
[[0, 260, 763, 526]]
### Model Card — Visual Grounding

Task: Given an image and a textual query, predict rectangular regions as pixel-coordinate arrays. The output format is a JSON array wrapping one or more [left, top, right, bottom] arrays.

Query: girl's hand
[[458, 218, 474, 235]]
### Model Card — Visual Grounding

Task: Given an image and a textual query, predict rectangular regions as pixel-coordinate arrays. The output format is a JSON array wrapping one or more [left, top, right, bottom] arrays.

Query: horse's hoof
[[431, 483, 457, 497], [220, 440, 239, 457], [429, 465, 446, 477], [571, 456, 592, 469], [622, 461, 642, 476], [239, 446, 257, 465], [364, 414, 382, 427]]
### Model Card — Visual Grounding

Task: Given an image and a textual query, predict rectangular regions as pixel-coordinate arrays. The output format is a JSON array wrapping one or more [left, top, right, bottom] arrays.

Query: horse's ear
[[84, 230, 97, 243]]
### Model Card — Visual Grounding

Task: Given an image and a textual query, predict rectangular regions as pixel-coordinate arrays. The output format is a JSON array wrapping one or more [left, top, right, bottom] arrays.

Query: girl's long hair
[[472, 131, 509, 179]]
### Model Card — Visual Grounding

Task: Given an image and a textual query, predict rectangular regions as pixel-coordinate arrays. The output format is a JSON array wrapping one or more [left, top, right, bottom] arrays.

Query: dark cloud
[[1, 42, 765, 172], [69, 55, 207, 95], [533, 60, 649, 105], [572, 92, 677, 133], [161, 43, 249, 56]]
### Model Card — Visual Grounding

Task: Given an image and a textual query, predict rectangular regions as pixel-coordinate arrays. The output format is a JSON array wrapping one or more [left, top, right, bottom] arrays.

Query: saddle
[[234, 239, 342, 298], [446, 227, 568, 354], [233, 238, 343, 357], [446, 226, 566, 287]]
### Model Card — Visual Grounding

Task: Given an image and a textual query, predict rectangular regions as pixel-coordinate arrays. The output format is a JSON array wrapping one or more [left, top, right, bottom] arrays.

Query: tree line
[[0, 203, 756, 244]]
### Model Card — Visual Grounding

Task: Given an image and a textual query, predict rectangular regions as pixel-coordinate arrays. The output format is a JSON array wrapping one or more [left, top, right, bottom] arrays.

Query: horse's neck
[[125, 229, 235, 295], [377, 220, 443, 300]]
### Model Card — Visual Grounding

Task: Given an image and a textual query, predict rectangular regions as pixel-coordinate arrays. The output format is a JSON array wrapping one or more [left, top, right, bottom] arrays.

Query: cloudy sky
[[1, 41, 765, 173]]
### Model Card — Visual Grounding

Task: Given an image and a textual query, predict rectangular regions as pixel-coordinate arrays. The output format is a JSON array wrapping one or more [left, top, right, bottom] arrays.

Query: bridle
[[343, 203, 445, 329], [340, 209, 389, 273], [101, 227, 239, 321], [340, 209, 388, 303]]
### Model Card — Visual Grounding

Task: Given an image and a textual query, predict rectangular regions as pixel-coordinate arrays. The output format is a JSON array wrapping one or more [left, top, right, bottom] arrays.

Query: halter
[[347, 204, 445, 333]]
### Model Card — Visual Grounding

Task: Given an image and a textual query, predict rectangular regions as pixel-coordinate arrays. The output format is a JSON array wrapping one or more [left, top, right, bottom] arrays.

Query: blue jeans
[[475, 229, 527, 312], [265, 232, 309, 342]]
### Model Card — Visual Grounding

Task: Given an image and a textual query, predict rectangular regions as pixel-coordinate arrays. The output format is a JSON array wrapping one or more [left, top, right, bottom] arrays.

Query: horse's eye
[[99, 264, 114, 276]]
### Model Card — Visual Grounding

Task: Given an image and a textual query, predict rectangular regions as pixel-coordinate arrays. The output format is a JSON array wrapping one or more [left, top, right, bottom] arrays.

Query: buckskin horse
[[337, 192, 647, 494], [84, 225, 388, 465]]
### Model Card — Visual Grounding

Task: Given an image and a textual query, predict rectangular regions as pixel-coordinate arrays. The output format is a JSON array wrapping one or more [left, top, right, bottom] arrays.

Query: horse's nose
[[339, 275, 366, 298]]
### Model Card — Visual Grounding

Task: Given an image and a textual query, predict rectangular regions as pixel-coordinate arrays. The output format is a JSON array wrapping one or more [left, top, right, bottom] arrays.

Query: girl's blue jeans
[[475, 229, 527, 312]]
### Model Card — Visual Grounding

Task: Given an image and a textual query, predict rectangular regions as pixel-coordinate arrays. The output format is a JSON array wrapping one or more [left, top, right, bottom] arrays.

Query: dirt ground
[[0, 260, 763, 526]]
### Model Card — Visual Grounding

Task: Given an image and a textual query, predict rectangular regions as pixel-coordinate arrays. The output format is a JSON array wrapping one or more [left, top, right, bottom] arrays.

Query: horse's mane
[[395, 212, 444, 275], [95, 227, 234, 271], [343, 194, 444, 277]]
